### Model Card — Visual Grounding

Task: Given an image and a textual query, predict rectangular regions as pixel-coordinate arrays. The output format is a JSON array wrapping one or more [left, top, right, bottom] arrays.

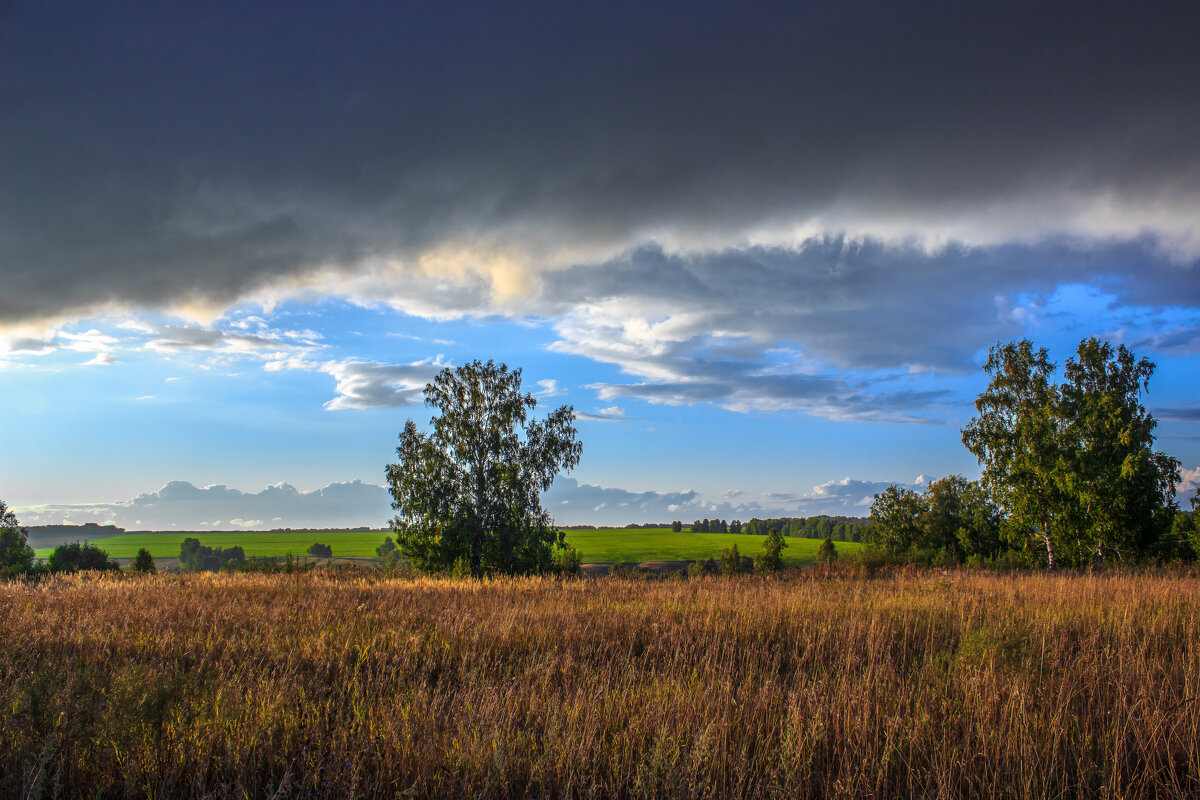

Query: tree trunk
[[472, 465, 486, 578], [1042, 518, 1055, 570]]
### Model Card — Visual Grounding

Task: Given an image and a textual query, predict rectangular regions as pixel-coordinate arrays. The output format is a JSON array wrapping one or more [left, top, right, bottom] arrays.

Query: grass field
[[32, 530, 393, 559], [34, 527, 862, 564], [564, 527, 862, 563], [2, 569, 1198, 798]]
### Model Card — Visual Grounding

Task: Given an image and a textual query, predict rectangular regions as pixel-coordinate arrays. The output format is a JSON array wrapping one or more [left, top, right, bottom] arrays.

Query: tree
[[179, 538, 245, 571], [756, 528, 787, 573], [0, 500, 35, 578], [672, 520, 682, 533], [1057, 338, 1180, 564], [719, 543, 745, 575], [48, 542, 118, 573], [962, 338, 1180, 567], [816, 537, 838, 564], [962, 340, 1064, 567], [868, 485, 925, 554], [308, 542, 333, 559], [132, 547, 156, 574], [386, 361, 582, 577]]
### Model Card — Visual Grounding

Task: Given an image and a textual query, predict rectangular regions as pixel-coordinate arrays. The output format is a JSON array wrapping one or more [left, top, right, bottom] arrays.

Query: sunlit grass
[[2, 568, 1198, 798]]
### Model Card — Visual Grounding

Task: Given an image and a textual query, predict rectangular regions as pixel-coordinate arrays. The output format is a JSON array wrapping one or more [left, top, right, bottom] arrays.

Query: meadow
[[34, 527, 862, 564], [2, 568, 1198, 798]]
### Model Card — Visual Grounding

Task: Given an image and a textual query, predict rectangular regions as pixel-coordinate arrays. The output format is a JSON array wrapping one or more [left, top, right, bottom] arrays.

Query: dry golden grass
[[2, 568, 1199, 798]]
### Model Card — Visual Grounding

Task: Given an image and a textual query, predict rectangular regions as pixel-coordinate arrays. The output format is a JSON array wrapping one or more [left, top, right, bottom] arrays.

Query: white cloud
[[15, 479, 395, 530], [534, 378, 564, 399]]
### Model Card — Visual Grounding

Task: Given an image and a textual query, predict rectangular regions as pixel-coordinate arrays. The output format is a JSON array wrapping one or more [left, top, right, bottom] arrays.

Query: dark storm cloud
[[2, 0, 1199, 325]]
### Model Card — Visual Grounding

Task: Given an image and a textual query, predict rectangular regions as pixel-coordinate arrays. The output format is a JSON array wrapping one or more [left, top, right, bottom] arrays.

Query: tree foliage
[[962, 338, 1179, 567], [755, 528, 787, 573], [816, 537, 838, 564], [132, 547, 156, 574], [48, 542, 118, 573], [0, 500, 35, 578], [718, 543, 745, 576], [869, 476, 1002, 563], [386, 360, 582, 577], [180, 538, 245, 571]]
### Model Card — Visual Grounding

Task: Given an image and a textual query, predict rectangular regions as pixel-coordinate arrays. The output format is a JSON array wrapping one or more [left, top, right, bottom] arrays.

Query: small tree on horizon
[[756, 528, 787, 573], [816, 537, 838, 564], [719, 543, 744, 576], [132, 547, 156, 574]]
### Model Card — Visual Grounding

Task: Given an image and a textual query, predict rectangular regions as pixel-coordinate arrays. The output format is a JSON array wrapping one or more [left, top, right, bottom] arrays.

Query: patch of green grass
[[34, 527, 863, 564], [33, 530, 392, 559], [564, 528, 862, 564]]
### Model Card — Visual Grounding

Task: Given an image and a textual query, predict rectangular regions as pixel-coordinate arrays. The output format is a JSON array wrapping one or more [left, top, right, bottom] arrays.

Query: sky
[[2, 0, 1199, 529]]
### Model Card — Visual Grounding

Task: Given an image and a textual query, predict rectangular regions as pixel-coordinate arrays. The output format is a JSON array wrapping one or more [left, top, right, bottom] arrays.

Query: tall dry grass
[[2, 569, 1199, 798]]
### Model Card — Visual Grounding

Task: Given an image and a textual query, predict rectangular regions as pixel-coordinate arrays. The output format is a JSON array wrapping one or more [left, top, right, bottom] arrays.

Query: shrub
[[179, 538, 245, 571], [308, 542, 333, 559], [687, 558, 718, 578], [755, 528, 787, 573], [816, 537, 838, 564], [132, 548, 156, 574], [48, 542, 119, 573], [552, 543, 583, 576], [719, 544, 744, 576]]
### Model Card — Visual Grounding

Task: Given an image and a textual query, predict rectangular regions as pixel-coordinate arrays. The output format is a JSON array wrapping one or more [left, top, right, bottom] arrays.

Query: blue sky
[[2, 1, 1199, 528]]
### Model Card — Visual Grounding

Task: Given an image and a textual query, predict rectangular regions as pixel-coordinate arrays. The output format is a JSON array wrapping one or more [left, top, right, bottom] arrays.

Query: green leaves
[[962, 337, 1180, 567], [386, 360, 581, 577]]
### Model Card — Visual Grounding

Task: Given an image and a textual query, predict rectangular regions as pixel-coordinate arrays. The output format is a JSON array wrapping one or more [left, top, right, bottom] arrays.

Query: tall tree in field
[[961, 340, 1065, 567], [386, 360, 582, 577], [963, 338, 1179, 567], [1057, 338, 1179, 564]]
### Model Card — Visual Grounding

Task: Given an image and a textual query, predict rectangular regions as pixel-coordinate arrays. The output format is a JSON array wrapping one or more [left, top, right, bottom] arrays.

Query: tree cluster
[[869, 476, 1002, 564], [742, 516, 869, 542], [690, 519, 741, 534], [872, 338, 1184, 567], [308, 542, 333, 559], [180, 538, 246, 571]]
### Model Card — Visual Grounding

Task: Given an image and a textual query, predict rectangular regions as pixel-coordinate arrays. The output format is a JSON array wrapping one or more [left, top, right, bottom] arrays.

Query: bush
[[552, 543, 583, 576], [48, 542, 119, 573], [816, 537, 838, 564], [132, 548, 156, 574], [0, 500, 34, 578], [719, 544, 745, 576], [308, 542, 333, 559], [687, 558, 718, 578], [756, 528, 787, 573], [376, 536, 398, 558], [180, 538, 245, 571]]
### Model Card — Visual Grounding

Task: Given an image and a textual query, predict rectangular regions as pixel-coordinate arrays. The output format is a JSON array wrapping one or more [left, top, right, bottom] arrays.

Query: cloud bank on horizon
[[11, 475, 925, 530], [2, 0, 1199, 522]]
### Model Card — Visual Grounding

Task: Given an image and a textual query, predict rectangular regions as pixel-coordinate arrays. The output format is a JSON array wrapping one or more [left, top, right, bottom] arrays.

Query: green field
[[36, 527, 861, 564], [564, 527, 862, 564], [33, 530, 394, 559]]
